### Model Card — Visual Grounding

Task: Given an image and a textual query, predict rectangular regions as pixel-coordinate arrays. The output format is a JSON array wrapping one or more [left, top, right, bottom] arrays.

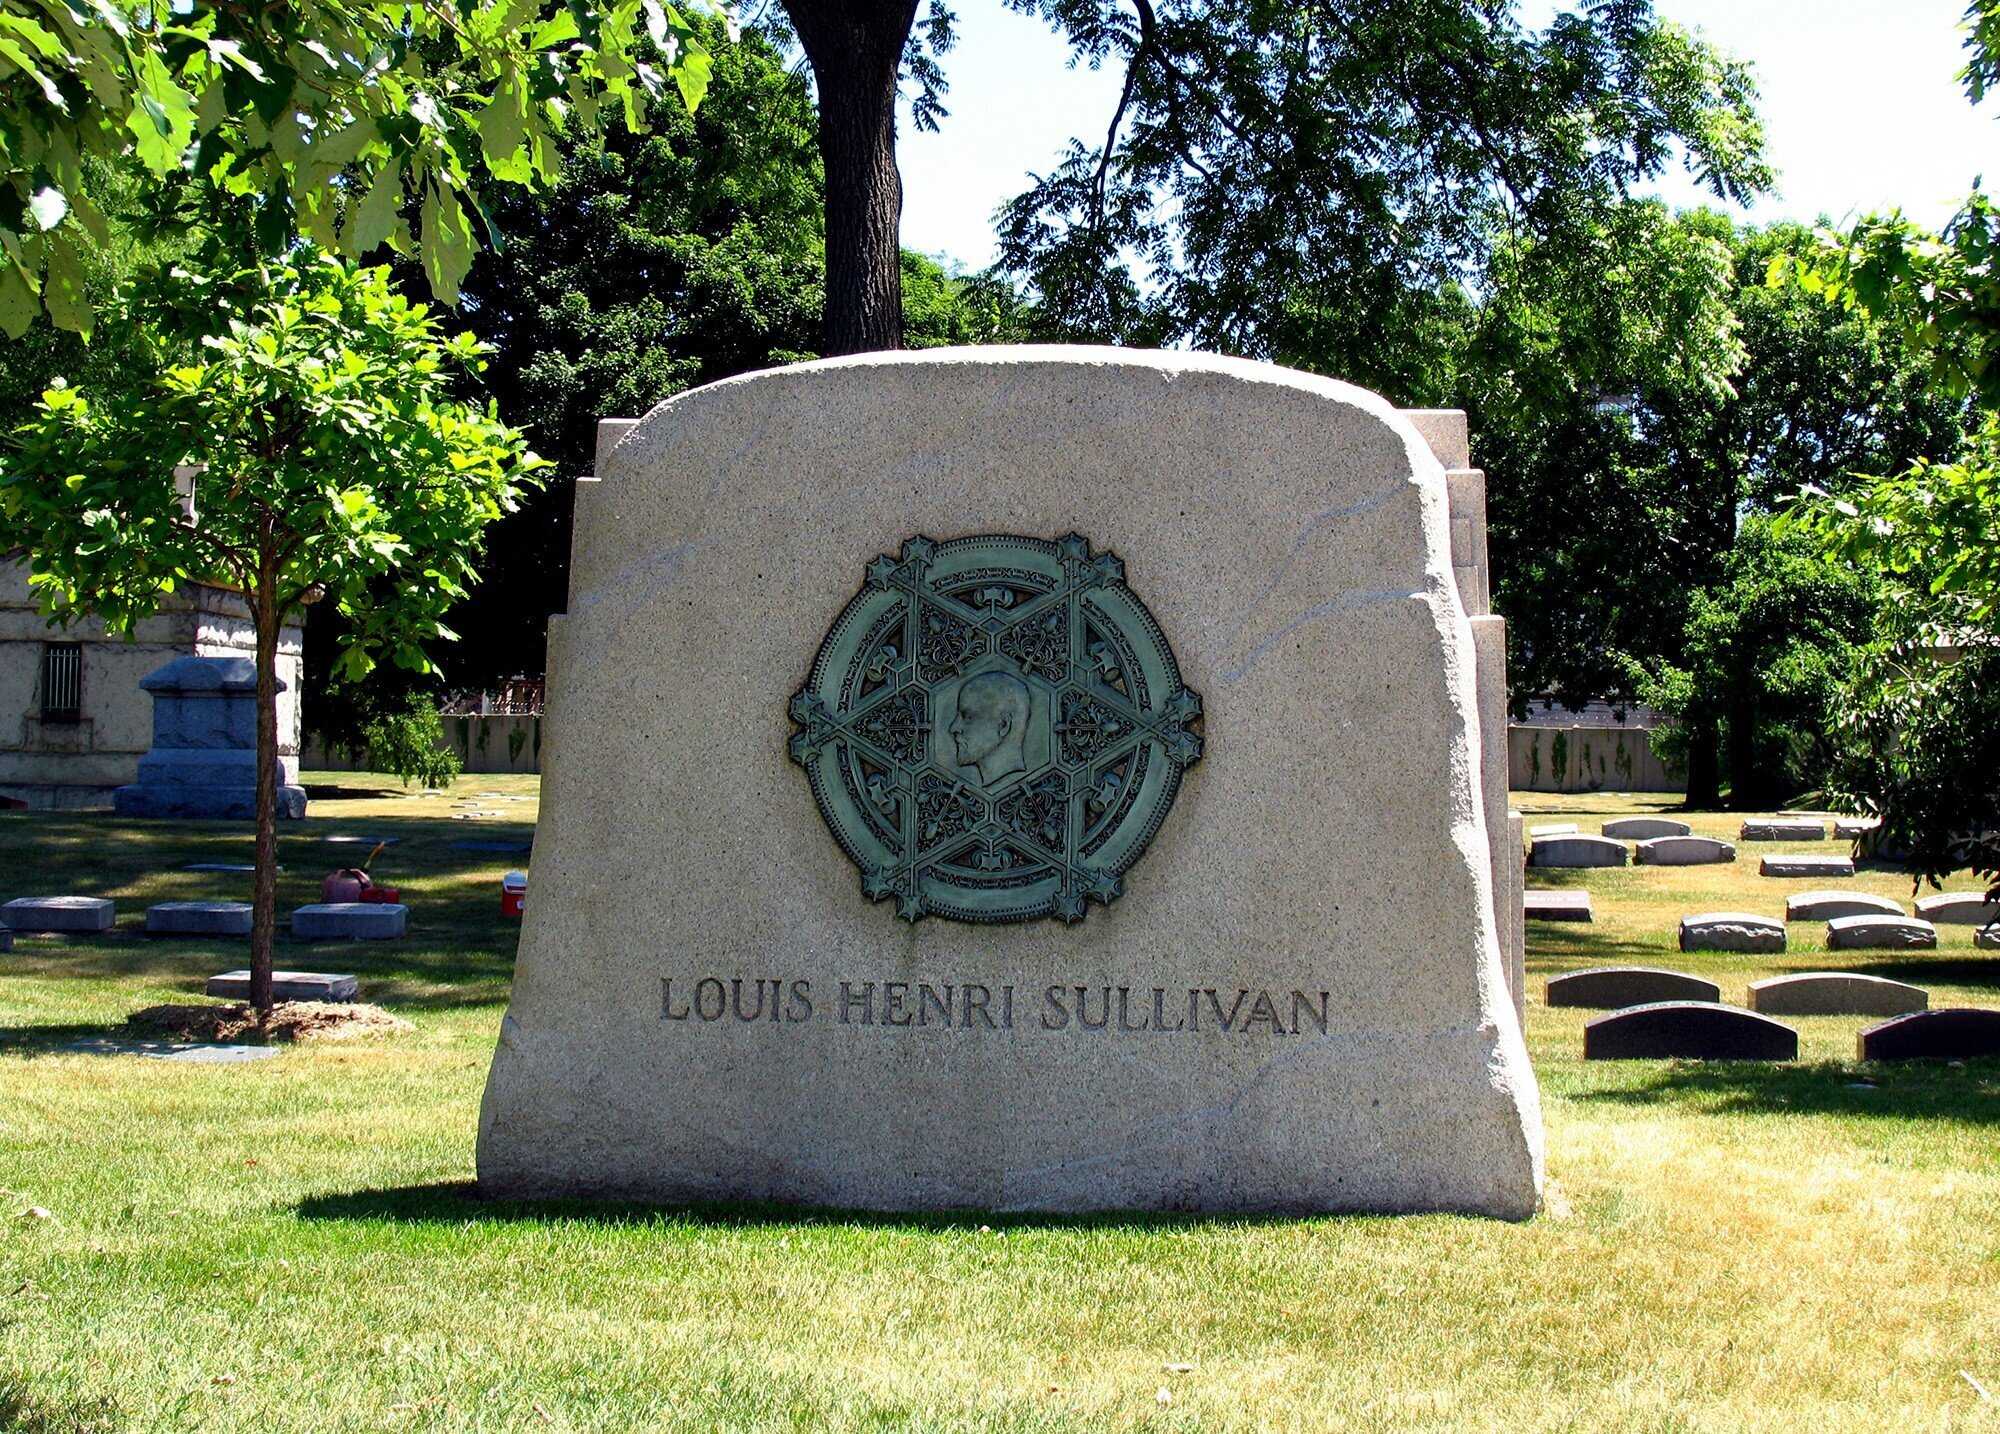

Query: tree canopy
[[0, 0, 716, 336]]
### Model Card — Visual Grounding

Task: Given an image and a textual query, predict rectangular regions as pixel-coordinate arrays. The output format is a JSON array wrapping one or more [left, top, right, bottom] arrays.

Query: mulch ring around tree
[[127, 1002, 412, 1044]]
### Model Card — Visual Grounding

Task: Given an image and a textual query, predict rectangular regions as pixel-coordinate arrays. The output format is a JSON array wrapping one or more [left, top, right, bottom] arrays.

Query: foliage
[[0, 253, 542, 678], [0, 0, 718, 338], [1470, 214, 1966, 713], [1624, 516, 1878, 809], [1822, 645, 2000, 898], [363, 698, 463, 790], [434, 20, 1031, 687], [995, 0, 1770, 394]]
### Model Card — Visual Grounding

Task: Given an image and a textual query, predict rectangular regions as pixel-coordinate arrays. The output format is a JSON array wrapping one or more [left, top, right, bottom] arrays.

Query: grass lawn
[[1, 777, 1996, 1431]]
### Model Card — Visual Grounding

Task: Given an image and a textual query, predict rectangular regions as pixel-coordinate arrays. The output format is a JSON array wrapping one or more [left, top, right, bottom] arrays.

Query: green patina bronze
[[789, 533, 1204, 924]]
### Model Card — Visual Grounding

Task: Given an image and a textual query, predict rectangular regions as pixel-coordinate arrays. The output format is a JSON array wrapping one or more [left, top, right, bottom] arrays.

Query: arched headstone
[[1585, 1003, 1798, 1060], [1748, 973, 1927, 1017], [1546, 967, 1719, 1009], [1858, 1009, 2000, 1061]]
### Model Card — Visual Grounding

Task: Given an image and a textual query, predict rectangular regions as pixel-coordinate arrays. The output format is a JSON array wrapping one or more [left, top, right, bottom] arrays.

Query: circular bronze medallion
[[789, 534, 1204, 924]]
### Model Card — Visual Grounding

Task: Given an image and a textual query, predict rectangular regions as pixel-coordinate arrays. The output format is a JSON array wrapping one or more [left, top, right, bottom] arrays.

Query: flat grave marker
[[2, 896, 115, 933], [1740, 818, 1827, 842], [291, 903, 407, 941], [1524, 890, 1593, 923], [205, 970, 359, 1002], [146, 901, 253, 937], [1760, 854, 1855, 879]]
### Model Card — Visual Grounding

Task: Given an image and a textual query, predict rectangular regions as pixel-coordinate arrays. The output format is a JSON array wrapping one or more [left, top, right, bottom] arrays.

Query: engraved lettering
[[1117, 986, 1149, 1032], [1241, 990, 1285, 1034], [694, 977, 727, 1022], [1152, 987, 1186, 1032], [1002, 984, 1015, 1029], [788, 979, 813, 1022], [883, 981, 913, 1026], [963, 983, 997, 1030], [1291, 990, 1329, 1035], [1041, 985, 1070, 1030], [769, 978, 784, 1022], [1186, 988, 1200, 1031], [839, 981, 874, 1025], [662, 978, 691, 1021], [1075, 985, 1110, 1030], [919, 983, 953, 1027], [731, 977, 766, 1022], [1203, 988, 1248, 1031]]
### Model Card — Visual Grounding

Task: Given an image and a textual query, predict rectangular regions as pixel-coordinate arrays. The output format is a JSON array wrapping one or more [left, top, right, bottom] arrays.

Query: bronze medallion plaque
[[789, 533, 1203, 924]]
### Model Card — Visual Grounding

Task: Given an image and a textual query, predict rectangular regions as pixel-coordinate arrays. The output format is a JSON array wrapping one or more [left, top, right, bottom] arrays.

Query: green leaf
[[42, 231, 88, 339], [420, 179, 475, 303], [0, 257, 39, 337], [343, 163, 405, 256]]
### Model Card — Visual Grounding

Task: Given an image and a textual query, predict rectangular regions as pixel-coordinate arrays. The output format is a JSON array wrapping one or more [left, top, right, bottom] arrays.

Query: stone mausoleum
[[0, 554, 302, 810]]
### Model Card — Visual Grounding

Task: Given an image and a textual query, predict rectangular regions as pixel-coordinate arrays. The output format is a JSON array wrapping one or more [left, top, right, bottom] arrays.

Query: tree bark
[[1683, 715, 1722, 809], [784, 0, 920, 355], [249, 545, 280, 1020]]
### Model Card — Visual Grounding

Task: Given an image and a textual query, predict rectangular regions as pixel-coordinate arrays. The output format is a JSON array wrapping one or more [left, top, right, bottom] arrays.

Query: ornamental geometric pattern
[[789, 533, 1205, 924]]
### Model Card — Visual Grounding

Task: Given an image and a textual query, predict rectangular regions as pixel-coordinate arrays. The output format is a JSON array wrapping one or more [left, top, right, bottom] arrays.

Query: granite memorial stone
[[1635, 835, 1735, 866], [1545, 967, 1720, 1009], [1529, 834, 1628, 869], [1858, 1009, 2000, 1062], [1679, 911, 1786, 953], [1584, 1003, 1798, 1061], [205, 969, 359, 1002], [1, 895, 115, 932], [1760, 854, 1855, 879], [1913, 892, 2000, 927], [477, 347, 1543, 1217], [291, 902, 407, 940], [1748, 972, 1927, 1018], [1785, 891, 1902, 922], [1826, 913, 1937, 950], [1740, 818, 1826, 842], [1524, 890, 1593, 922], [145, 901, 252, 936], [113, 656, 306, 820], [1979, 924, 2000, 951], [1602, 817, 1691, 840]]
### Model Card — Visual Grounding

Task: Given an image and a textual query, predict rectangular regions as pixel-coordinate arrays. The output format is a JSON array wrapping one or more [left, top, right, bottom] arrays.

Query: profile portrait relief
[[949, 671, 1031, 785]]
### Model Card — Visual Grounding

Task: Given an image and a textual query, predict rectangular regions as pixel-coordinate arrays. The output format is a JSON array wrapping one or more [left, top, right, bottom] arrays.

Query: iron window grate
[[40, 642, 82, 723]]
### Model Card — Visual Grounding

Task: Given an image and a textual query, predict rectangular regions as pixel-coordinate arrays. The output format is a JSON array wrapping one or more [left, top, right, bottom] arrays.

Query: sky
[[896, 0, 2000, 272]]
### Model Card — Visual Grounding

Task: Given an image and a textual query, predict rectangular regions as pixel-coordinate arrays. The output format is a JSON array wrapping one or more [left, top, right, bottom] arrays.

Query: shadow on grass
[[302, 781, 405, 800], [295, 1181, 1333, 1232], [1579, 1058, 2000, 1125], [1846, 958, 2000, 991]]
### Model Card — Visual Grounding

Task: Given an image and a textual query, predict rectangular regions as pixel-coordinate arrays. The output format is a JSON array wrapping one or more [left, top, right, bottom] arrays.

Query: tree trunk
[[1684, 716, 1722, 809], [784, 0, 919, 355], [249, 549, 281, 1020]]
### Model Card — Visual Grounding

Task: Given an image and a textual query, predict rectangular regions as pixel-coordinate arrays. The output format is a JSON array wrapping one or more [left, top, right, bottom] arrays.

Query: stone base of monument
[[205, 970, 358, 1003], [476, 350, 1543, 1219], [146, 901, 252, 937], [1749, 973, 1927, 1018], [111, 656, 307, 820], [2, 896, 116, 933], [291, 903, 406, 940]]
